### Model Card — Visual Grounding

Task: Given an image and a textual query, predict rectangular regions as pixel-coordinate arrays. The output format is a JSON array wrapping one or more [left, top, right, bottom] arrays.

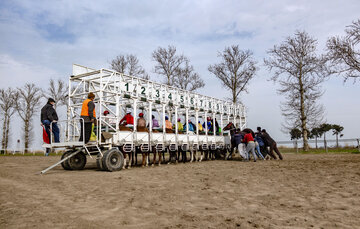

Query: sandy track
[[1, 154, 360, 228]]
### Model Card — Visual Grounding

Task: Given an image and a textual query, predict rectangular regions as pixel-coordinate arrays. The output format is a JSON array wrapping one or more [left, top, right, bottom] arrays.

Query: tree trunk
[[1, 114, 7, 149], [24, 119, 29, 153], [315, 136, 318, 149], [5, 114, 10, 150], [336, 133, 339, 148], [299, 72, 309, 151], [232, 88, 237, 103], [324, 133, 327, 152]]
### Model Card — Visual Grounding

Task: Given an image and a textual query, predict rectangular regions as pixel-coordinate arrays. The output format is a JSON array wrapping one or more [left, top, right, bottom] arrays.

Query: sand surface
[[1, 153, 360, 228]]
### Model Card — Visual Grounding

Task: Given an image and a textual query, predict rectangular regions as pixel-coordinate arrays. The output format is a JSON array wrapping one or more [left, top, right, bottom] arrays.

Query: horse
[[222, 122, 247, 160], [223, 122, 237, 159]]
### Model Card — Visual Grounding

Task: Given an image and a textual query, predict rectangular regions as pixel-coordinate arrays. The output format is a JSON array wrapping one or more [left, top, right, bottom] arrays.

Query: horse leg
[[158, 151, 162, 166], [141, 152, 146, 167], [182, 150, 186, 163], [128, 152, 132, 169], [152, 147, 156, 166], [190, 149, 193, 162], [123, 154, 127, 169]]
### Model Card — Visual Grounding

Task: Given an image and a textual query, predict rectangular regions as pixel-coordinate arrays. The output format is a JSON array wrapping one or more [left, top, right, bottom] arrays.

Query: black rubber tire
[[68, 152, 87, 170], [61, 151, 72, 170], [102, 148, 124, 172], [96, 153, 104, 171]]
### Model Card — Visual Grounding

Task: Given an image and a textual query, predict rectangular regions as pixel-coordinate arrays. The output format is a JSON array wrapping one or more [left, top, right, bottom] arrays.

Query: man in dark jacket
[[41, 98, 60, 155], [261, 129, 283, 160]]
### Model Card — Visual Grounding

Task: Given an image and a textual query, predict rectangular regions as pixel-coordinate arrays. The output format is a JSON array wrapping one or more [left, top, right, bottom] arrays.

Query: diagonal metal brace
[[40, 148, 83, 174]]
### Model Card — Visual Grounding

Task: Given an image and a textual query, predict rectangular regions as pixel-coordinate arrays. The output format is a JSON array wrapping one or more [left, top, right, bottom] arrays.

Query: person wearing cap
[[80, 92, 96, 143], [202, 117, 212, 132], [151, 115, 160, 129], [184, 119, 195, 132], [177, 118, 183, 132], [198, 121, 203, 132], [119, 109, 134, 126], [41, 98, 60, 155], [103, 110, 116, 131], [165, 116, 172, 130], [137, 112, 146, 129]]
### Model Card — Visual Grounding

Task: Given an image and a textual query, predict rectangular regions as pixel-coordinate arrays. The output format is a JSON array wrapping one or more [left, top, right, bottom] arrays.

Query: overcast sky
[[0, 0, 359, 149]]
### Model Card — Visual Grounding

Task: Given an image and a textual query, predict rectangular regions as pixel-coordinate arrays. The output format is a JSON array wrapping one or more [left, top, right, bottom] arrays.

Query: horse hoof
[[151, 164, 154, 167]]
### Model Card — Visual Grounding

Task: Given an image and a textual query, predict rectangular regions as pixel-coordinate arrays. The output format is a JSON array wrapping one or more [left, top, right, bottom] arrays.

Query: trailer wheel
[[68, 152, 87, 170], [96, 153, 104, 171], [102, 148, 124, 172], [61, 151, 72, 170]]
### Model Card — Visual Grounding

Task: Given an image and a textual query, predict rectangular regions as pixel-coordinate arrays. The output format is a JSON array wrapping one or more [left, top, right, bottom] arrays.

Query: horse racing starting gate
[[40, 64, 246, 174]]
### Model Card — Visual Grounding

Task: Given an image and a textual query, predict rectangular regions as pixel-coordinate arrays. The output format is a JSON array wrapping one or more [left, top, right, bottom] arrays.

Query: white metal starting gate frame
[[40, 64, 246, 174], [66, 64, 246, 149]]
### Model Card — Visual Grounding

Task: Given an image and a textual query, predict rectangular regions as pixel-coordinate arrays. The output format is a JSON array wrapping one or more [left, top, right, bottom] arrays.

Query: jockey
[[151, 115, 160, 129], [165, 116, 172, 130], [184, 119, 195, 132], [137, 113, 146, 129], [198, 121, 203, 132], [177, 118, 184, 132], [203, 117, 212, 132], [120, 109, 134, 126]]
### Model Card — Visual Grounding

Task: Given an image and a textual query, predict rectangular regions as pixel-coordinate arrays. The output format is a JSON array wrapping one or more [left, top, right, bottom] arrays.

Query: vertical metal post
[[185, 108, 189, 135], [212, 111, 215, 136], [195, 110, 199, 136], [205, 111, 208, 136], [67, 76, 72, 142], [220, 114, 223, 136]]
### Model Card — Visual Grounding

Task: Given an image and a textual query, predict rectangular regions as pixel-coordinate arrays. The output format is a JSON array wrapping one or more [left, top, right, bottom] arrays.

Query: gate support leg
[[40, 148, 83, 174]]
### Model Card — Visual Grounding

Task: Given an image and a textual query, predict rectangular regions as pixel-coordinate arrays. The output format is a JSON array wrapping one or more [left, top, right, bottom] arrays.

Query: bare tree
[[264, 31, 329, 151], [110, 54, 149, 80], [152, 45, 187, 86], [0, 88, 16, 150], [174, 59, 205, 91], [208, 45, 257, 103], [14, 83, 42, 153], [43, 79, 68, 109], [327, 19, 360, 82]]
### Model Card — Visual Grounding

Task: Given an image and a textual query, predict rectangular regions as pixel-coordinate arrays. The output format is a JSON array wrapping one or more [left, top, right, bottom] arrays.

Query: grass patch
[[0, 151, 63, 156]]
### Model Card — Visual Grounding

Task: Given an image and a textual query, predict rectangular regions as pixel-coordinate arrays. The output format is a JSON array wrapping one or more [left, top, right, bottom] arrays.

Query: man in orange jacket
[[79, 92, 96, 143]]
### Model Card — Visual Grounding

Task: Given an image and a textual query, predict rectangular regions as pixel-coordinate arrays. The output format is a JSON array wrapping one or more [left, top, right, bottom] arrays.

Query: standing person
[[242, 129, 257, 162], [41, 98, 60, 156], [261, 129, 283, 160], [256, 126, 269, 158], [79, 93, 96, 144], [249, 129, 265, 160], [233, 129, 245, 159]]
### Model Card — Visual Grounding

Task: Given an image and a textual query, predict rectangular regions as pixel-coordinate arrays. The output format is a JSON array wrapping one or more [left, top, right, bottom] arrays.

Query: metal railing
[[277, 138, 360, 152]]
